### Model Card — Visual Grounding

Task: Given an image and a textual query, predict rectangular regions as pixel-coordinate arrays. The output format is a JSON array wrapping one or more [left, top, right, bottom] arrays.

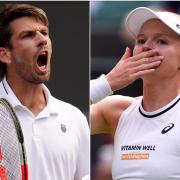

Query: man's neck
[[7, 77, 47, 116]]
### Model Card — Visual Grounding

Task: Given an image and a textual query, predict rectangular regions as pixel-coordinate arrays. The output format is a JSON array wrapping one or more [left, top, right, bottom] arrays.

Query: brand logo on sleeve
[[161, 123, 174, 134]]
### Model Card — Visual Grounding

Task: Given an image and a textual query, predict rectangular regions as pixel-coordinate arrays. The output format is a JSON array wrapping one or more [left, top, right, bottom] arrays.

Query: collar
[[0, 77, 59, 116], [0, 77, 22, 108], [139, 94, 180, 118], [42, 84, 59, 116]]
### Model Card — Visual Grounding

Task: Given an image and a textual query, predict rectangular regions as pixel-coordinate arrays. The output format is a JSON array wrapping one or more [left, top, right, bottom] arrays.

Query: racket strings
[[0, 103, 22, 180]]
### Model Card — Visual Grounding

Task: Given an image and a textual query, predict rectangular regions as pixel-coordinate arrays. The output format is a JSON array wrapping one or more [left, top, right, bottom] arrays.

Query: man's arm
[[75, 114, 90, 180]]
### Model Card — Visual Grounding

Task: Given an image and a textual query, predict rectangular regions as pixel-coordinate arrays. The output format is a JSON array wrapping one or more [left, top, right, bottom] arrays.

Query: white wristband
[[90, 74, 113, 104], [81, 175, 90, 180]]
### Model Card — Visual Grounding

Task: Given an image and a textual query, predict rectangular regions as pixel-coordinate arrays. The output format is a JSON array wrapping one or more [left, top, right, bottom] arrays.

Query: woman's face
[[133, 19, 180, 80]]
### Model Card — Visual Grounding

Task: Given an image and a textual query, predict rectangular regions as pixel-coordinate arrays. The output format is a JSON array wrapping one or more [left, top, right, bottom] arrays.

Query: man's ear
[[0, 48, 11, 64]]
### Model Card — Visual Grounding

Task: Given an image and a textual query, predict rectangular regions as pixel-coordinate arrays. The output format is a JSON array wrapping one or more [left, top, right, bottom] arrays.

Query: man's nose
[[36, 32, 47, 47]]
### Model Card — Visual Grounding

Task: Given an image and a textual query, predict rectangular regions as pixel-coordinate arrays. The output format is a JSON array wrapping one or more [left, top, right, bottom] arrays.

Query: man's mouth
[[37, 52, 48, 67], [36, 50, 49, 73]]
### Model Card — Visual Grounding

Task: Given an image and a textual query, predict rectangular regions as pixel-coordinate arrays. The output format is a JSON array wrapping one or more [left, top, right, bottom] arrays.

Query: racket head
[[0, 98, 28, 180]]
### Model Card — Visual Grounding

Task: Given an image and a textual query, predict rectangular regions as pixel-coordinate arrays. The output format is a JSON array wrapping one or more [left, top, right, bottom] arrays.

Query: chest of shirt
[[112, 105, 180, 179], [15, 107, 80, 159]]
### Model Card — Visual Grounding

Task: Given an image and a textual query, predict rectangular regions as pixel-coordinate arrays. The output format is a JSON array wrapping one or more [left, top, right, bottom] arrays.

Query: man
[[0, 3, 89, 180]]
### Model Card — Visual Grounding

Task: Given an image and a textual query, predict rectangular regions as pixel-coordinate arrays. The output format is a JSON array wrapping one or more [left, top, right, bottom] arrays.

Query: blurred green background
[[91, 1, 180, 180]]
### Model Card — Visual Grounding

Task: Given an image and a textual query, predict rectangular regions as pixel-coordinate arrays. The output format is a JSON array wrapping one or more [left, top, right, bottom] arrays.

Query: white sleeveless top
[[112, 94, 180, 180]]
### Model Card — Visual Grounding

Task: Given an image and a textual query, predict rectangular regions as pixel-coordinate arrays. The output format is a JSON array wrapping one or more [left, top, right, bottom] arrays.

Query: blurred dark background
[[0, 1, 89, 114], [1, 1, 180, 179], [91, 1, 180, 179]]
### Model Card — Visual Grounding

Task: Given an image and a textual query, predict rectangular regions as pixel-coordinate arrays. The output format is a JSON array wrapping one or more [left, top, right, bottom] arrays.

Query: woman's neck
[[142, 80, 179, 112]]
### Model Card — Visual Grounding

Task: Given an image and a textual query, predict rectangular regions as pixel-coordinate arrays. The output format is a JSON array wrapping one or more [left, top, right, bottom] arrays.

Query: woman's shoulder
[[99, 95, 136, 134]]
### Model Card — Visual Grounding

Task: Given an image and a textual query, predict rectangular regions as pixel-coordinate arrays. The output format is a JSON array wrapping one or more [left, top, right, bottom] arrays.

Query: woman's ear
[[0, 48, 11, 64]]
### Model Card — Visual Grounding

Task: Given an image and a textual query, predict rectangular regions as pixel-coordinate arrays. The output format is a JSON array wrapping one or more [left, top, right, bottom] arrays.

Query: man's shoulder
[[49, 96, 88, 129], [50, 96, 85, 117]]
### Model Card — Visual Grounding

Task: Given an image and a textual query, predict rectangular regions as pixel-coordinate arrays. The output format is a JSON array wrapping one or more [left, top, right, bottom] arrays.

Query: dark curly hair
[[0, 3, 49, 80]]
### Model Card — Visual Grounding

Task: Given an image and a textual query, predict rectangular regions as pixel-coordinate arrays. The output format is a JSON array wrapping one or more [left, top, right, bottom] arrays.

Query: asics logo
[[161, 123, 174, 134]]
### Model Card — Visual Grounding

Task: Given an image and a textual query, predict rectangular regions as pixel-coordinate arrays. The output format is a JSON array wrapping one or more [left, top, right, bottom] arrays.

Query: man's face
[[7, 16, 52, 84], [133, 19, 180, 81]]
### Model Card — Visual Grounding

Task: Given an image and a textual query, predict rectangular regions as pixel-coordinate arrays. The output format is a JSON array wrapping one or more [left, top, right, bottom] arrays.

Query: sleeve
[[90, 74, 113, 104], [74, 114, 90, 180]]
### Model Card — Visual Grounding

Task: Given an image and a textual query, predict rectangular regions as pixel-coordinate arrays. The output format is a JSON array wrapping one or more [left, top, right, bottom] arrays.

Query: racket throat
[[21, 164, 28, 180]]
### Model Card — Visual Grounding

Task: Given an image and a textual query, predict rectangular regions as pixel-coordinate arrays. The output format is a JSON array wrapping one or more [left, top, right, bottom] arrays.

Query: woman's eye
[[136, 39, 146, 44], [157, 39, 168, 45]]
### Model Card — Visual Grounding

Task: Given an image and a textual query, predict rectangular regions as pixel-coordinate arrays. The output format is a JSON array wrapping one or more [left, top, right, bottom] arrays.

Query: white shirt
[[112, 95, 180, 180], [0, 78, 90, 180]]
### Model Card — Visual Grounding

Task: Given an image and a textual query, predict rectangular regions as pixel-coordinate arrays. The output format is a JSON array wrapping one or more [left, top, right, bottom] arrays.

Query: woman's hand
[[106, 47, 164, 91]]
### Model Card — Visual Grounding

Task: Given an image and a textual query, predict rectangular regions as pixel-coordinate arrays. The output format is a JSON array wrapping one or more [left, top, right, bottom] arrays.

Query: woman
[[91, 7, 180, 179]]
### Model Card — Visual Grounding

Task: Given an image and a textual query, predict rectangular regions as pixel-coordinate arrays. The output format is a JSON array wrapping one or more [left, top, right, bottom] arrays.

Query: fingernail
[[159, 56, 164, 59]]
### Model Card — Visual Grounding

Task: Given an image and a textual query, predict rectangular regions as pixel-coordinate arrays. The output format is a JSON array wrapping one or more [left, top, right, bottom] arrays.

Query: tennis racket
[[0, 98, 28, 180]]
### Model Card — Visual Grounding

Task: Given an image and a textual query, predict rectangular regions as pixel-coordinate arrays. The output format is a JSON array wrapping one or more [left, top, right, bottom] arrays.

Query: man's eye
[[22, 32, 34, 38], [41, 31, 48, 36]]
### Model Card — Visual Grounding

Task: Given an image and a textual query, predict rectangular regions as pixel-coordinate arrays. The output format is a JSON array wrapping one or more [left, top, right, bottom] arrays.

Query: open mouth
[[37, 53, 48, 67]]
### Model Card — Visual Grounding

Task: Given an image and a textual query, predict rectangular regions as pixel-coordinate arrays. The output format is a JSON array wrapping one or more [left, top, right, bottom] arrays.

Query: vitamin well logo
[[121, 145, 155, 151], [121, 153, 149, 160], [121, 145, 156, 160]]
